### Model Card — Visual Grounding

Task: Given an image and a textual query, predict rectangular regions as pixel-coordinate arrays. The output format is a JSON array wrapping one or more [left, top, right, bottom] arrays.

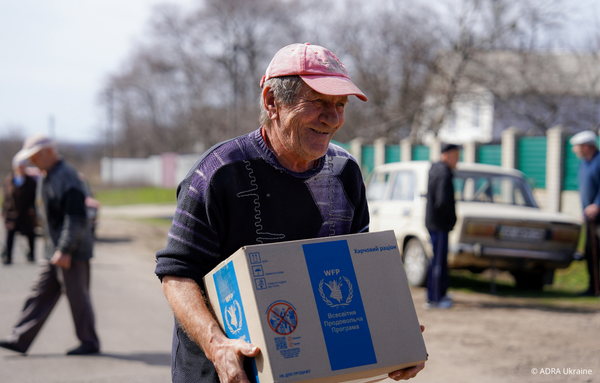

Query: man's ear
[[263, 86, 278, 120]]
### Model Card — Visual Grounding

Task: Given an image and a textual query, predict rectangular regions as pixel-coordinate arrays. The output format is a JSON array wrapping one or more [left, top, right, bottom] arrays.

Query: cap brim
[[301, 75, 367, 102], [14, 146, 44, 163]]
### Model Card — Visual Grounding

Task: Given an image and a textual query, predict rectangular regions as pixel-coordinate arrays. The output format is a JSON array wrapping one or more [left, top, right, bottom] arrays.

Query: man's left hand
[[388, 325, 426, 381], [584, 204, 600, 220], [51, 251, 72, 270]]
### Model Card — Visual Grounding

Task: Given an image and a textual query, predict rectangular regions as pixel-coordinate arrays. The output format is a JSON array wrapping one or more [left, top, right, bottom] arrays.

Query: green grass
[[95, 187, 177, 206], [448, 261, 600, 308]]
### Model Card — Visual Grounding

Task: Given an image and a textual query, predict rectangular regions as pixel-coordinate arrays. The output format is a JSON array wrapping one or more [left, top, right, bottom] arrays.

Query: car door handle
[[402, 209, 411, 216]]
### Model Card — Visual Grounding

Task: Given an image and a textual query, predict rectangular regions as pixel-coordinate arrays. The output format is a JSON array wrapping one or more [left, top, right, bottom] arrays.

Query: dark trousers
[[5, 229, 35, 262], [427, 230, 449, 303], [585, 223, 600, 296], [6, 259, 100, 352]]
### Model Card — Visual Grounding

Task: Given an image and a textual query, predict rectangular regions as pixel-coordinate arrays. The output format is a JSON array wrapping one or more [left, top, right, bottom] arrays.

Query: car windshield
[[453, 171, 537, 207]]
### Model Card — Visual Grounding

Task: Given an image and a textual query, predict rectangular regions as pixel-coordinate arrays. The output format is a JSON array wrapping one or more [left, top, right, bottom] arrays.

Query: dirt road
[[102, 210, 599, 383], [2, 206, 598, 382]]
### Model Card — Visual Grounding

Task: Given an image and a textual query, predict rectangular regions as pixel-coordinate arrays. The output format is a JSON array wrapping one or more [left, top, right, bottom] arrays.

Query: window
[[390, 171, 416, 201], [453, 171, 537, 207], [472, 103, 480, 128], [366, 172, 390, 201]]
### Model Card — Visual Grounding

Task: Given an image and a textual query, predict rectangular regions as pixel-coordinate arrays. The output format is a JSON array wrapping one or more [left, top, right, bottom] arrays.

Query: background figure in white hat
[[1, 156, 38, 264], [0, 133, 100, 355], [570, 130, 600, 297]]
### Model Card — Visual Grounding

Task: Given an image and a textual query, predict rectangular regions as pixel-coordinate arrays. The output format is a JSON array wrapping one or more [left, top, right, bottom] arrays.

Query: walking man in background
[[2, 156, 38, 264], [0, 133, 100, 354], [155, 43, 425, 382], [425, 143, 460, 309], [570, 130, 600, 297]]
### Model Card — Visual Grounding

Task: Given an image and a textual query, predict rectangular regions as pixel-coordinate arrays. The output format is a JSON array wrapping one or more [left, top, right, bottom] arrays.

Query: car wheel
[[403, 238, 429, 287], [512, 271, 545, 291]]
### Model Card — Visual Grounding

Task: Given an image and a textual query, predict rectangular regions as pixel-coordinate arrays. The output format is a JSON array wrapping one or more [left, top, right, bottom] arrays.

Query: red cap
[[260, 43, 367, 102]]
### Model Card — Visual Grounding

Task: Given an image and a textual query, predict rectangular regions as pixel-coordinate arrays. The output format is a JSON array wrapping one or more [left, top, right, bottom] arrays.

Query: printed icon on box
[[225, 300, 243, 335], [267, 301, 298, 335], [255, 278, 267, 290], [252, 265, 264, 277], [249, 252, 261, 264], [319, 276, 353, 308]]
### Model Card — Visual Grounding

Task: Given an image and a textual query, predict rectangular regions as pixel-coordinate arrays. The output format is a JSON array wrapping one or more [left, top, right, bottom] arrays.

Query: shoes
[[66, 344, 100, 355], [0, 340, 26, 354], [423, 296, 453, 310]]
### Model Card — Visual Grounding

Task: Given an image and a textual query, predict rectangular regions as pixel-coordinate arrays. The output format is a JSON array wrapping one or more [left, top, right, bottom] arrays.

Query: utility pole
[[106, 88, 114, 186], [48, 115, 55, 139]]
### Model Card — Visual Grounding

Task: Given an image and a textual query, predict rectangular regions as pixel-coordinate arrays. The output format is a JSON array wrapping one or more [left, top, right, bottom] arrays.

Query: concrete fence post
[[350, 138, 363, 167], [545, 125, 565, 213], [374, 138, 387, 167], [400, 139, 412, 162], [501, 127, 521, 169], [462, 141, 478, 163], [429, 138, 442, 163]]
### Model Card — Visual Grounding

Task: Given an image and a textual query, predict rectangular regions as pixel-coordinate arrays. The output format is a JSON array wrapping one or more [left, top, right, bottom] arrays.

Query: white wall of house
[[101, 153, 200, 187], [437, 90, 494, 144]]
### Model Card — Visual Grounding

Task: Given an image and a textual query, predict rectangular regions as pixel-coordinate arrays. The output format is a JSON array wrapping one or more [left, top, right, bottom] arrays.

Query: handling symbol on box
[[252, 265, 264, 277], [255, 278, 267, 290], [249, 252, 261, 264]]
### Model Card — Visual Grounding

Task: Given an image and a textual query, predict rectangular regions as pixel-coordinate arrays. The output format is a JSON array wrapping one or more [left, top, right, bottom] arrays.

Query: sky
[[0, 0, 598, 144], [0, 0, 196, 143]]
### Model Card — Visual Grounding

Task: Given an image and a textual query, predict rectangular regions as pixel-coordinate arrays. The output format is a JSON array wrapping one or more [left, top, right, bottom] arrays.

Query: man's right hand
[[209, 336, 260, 383]]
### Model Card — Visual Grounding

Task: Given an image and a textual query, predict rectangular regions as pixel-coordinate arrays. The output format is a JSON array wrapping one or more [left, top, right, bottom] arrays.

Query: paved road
[[0, 205, 177, 383]]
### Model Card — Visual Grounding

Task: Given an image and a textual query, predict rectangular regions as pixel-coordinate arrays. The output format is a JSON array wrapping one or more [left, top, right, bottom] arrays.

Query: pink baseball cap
[[260, 43, 367, 102]]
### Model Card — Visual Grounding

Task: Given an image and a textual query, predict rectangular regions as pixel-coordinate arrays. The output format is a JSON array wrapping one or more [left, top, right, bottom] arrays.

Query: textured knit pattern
[[155, 127, 369, 383]]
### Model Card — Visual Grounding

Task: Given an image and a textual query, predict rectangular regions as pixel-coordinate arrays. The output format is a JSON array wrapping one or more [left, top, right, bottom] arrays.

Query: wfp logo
[[225, 300, 243, 335], [319, 274, 354, 308]]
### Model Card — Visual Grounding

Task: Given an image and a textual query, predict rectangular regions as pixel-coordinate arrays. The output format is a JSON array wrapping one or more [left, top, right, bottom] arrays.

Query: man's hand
[[50, 250, 71, 270], [584, 204, 600, 220], [210, 336, 260, 383], [388, 325, 426, 381]]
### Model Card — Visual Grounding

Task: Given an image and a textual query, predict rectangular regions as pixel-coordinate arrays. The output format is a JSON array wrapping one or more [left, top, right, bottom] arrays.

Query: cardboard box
[[203, 230, 427, 383]]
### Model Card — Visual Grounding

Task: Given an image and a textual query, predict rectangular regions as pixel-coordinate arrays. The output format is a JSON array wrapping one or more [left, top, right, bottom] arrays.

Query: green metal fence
[[412, 145, 430, 161], [361, 145, 375, 175], [385, 145, 401, 163], [477, 145, 502, 166], [517, 137, 547, 189]]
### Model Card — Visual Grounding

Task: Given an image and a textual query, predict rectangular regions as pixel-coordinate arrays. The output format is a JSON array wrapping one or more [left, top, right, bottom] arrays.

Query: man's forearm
[[161, 275, 225, 359]]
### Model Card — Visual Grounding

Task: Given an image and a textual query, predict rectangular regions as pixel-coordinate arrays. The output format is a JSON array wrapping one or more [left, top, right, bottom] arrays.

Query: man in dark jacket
[[0, 134, 100, 355], [2, 157, 37, 264], [425, 143, 460, 309]]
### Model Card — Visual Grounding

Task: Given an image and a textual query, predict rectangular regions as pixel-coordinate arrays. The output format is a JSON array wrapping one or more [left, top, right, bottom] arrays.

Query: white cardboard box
[[203, 230, 427, 383]]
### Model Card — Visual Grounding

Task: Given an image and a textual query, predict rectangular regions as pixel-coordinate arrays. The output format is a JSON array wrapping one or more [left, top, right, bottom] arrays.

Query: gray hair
[[259, 75, 304, 128]]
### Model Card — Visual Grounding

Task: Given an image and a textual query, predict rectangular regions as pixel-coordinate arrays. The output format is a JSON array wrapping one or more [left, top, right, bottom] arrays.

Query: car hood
[[456, 202, 581, 225]]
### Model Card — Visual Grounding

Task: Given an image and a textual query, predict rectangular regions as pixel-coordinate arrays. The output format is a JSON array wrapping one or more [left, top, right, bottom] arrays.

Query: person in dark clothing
[[570, 130, 600, 297], [0, 134, 100, 355], [155, 43, 425, 383], [2, 157, 38, 264], [425, 143, 460, 309]]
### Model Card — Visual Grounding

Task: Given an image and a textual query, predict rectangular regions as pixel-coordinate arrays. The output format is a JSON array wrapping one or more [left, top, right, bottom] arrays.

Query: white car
[[366, 161, 581, 290]]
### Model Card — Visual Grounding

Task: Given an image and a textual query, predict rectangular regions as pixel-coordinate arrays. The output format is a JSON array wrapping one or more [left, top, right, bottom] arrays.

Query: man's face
[[442, 149, 460, 169], [29, 148, 52, 171], [573, 143, 596, 160], [268, 83, 347, 170]]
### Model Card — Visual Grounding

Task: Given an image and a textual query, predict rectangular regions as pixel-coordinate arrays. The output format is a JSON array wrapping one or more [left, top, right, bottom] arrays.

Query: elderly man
[[2, 156, 37, 264], [0, 134, 100, 355], [570, 130, 600, 297], [155, 43, 425, 382]]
